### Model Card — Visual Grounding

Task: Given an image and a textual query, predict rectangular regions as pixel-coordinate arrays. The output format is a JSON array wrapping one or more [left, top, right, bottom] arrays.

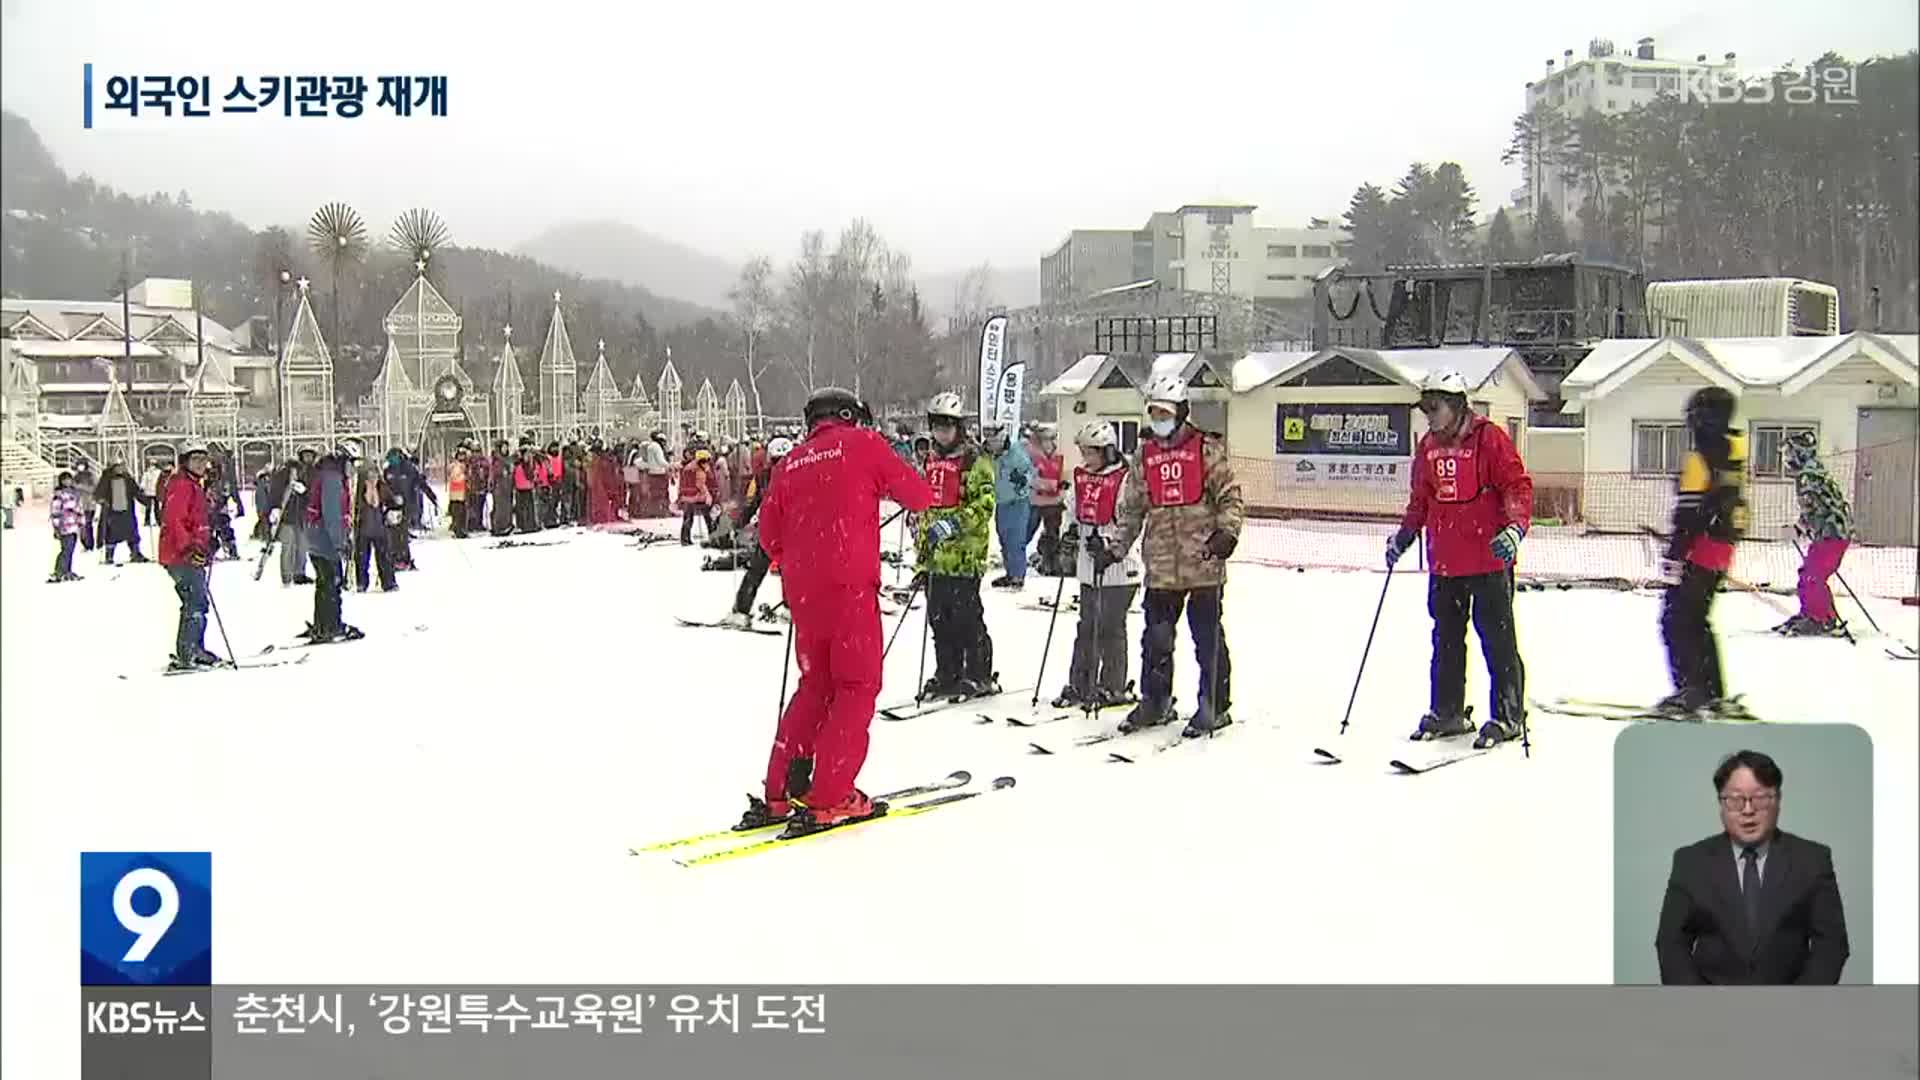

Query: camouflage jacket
[[1795, 461, 1853, 541], [915, 444, 996, 578], [1112, 426, 1245, 590]]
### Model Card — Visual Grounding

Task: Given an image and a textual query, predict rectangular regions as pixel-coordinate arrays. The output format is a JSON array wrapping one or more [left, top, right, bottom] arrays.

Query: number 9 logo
[[113, 868, 180, 962]]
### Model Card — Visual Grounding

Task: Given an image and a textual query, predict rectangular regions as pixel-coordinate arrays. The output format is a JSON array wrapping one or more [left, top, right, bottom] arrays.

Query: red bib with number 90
[[1141, 434, 1205, 508], [926, 456, 963, 508], [1426, 445, 1483, 504]]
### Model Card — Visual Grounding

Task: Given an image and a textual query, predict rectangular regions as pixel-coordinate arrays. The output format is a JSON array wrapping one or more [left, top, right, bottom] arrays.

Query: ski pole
[[1029, 572, 1070, 709], [774, 616, 795, 724], [1508, 568, 1530, 759], [1337, 562, 1397, 737], [204, 570, 239, 668], [1795, 537, 1883, 636], [882, 580, 922, 660], [914, 584, 933, 705]]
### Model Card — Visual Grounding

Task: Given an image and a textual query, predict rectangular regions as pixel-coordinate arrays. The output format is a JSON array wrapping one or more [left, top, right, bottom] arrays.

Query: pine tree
[[1534, 195, 1571, 256], [1341, 183, 1393, 269], [1486, 209, 1521, 261]]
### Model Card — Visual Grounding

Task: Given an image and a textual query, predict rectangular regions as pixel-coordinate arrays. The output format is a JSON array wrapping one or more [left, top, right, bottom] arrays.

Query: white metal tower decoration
[[366, 340, 423, 452], [626, 370, 656, 435], [693, 378, 721, 441], [656, 355, 684, 450], [723, 379, 748, 443], [279, 278, 337, 445], [386, 257, 463, 387], [492, 324, 527, 440], [96, 370, 138, 467], [536, 291, 578, 438], [184, 353, 240, 447], [1, 340, 40, 453], [580, 338, 622, 436]]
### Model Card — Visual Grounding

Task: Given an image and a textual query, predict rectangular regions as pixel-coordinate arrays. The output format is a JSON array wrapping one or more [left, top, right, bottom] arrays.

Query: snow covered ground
[[3, 507, 1916, 1076]]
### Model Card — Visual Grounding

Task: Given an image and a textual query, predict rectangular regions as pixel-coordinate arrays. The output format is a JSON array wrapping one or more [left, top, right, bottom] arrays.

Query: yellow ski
[[674, 777, 1016, 868]]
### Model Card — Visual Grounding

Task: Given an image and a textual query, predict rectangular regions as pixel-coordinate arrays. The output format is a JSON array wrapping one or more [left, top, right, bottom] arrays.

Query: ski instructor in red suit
[[740, 386, 934, 837]]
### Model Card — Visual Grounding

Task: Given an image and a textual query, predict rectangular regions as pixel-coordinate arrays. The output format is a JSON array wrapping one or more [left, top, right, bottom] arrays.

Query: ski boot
[[989, 575, 1012, 589], [1771, 615, 1814, 635], [1051, 684, 1086, 710], [1117, 697, 1176, 734], [166, 655, 200, 674], [191, 647, 226, 668], [921, 676, 961, 701], [781, 789, 886, 838], [1409, 709, 1475, 741], [61, 572, 84, 582], [734, 794, 793, 832], [1651, 692, 1706, 721], [1095, 683, 1139, 709], [1472, 714, 1526, 749], [1786, 617, 1847, 638], [1182, 701, 1233, 738], [718, 611, 753, 630], [1701, 696, 1757, 722], [951, 675, 1001, 702]]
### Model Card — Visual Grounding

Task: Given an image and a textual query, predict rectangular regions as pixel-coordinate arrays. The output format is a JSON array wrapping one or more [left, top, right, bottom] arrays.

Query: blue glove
[[1384, 527, 1417, 568], [927, 518, 959, 546], [1490, 524, 1524, 563]]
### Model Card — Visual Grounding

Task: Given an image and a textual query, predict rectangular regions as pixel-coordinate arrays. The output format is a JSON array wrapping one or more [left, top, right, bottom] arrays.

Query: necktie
[[1740, 846, 1761, 931]]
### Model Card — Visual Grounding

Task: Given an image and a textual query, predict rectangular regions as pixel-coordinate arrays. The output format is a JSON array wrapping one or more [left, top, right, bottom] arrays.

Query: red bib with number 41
[[1141, 433, 1205, 508]]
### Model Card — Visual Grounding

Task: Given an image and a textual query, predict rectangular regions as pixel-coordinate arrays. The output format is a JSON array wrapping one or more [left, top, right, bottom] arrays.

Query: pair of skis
[[1310, 731, 1513, 775], [1530, 695, 1769, 724], [630, 770, 1016, 867], [121, 652, 316, 680], [673, 616, 784, 637], [877, 683, 1034, 722]]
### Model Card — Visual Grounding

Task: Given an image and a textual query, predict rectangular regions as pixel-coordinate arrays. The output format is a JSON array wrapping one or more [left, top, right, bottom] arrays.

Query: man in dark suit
[[1655, 749, 1850, 984]]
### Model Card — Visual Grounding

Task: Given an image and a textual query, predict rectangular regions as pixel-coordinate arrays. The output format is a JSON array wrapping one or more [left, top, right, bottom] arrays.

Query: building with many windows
[[1041, 205, 1347, 307], [0, 279, 272, 435], [1511, 37, 1736, 225]]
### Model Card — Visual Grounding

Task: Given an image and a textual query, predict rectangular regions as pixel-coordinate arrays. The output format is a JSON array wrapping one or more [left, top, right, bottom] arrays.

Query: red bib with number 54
[[926, 456, 963, 509], [1072, 466, 1126, 526], [1141, 433, 1205, 508], [1426, 443, 1482, 504]]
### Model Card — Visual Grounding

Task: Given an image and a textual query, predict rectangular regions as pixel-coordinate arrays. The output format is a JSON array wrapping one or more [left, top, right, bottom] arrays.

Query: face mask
[[1148, 418, 1177, 439]]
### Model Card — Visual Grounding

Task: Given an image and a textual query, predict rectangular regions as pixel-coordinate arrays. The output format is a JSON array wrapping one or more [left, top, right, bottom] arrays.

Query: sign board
[[1273, 403, 1412, 488], [994, 363, 1025, 428], [976, 315, 1007, 419]]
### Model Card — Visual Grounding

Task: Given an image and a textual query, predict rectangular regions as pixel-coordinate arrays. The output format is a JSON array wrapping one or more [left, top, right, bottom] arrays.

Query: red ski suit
[[1397, 414, 1533, 578], [756, 419, 934, 808]]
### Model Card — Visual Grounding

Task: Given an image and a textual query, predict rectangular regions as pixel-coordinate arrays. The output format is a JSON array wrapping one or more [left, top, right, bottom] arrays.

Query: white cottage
[[1035, 352, 1232, 453], [1558, 333, 1919, 544]]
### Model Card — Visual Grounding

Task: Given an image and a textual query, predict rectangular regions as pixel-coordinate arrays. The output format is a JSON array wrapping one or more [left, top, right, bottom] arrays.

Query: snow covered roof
[[6, 340, 168, 359], [1646, 278, 1840, 336], [1561, 333, 1918, 407], [1037, 354, 1108, 397], [0, 298, 245, 351], [1234, 346, 1546, 400]]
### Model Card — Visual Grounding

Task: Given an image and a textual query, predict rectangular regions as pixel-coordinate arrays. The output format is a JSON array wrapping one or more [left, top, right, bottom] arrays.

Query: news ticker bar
[[84, 985, 1918, 1080]]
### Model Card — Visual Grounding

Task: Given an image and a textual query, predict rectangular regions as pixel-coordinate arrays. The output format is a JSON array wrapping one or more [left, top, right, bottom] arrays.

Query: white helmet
[[179, 440, 209, 458], [1419, 369, 1469, 398], [1074, 421, 1117, 450], [766, 436, 795, 458], [336, 438, 363, 460], [926, 392, 966, 422], [1142, 373, 1189, 407]]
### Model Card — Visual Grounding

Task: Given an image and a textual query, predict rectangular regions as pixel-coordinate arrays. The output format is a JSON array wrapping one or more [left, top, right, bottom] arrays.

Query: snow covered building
[[0, 278, 269, 437], [1035, 352, 1231, 455], [1559, 333, 1919, 543]]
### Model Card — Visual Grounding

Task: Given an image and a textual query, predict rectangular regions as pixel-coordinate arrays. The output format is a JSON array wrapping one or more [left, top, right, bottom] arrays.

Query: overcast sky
[[3, 0, 1914, 275]]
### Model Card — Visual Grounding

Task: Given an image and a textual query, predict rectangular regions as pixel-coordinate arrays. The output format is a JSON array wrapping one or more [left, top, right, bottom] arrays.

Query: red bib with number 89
[[1072, 467, 1126, 526], [926, 456, 963, 509], [1141, 435, 1205, 508], [1426, 445, 1482, 504]]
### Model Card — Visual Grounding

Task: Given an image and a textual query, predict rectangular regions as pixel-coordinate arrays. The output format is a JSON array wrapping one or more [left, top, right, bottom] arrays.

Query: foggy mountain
[[520, 220, 1042, 319]]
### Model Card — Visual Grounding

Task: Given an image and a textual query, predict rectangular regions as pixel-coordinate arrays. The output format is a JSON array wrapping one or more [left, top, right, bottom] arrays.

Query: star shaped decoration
[[553, 291, 562, 305], [503, 324, 514, 341], [597, 339, 606, 354], [415, 258, 426, 275], [296, 277, 310, 293]]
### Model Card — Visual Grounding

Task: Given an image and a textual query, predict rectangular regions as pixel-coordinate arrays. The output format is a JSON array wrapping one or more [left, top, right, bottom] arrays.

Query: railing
[[1228, 441, 1919, 598]]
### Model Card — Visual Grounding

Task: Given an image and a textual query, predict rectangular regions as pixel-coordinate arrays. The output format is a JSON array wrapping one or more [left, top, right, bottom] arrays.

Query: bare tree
[[780, 230, 830, 392], [830, 219, 881, 397], [728, 255, 777, 427]]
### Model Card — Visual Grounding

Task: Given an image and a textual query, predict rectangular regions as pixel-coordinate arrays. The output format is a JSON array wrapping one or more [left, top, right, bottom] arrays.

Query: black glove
[[1205, 529, 1238, 560], [1063, 523, 1080, 543], [1090, 539, 1122, 573]]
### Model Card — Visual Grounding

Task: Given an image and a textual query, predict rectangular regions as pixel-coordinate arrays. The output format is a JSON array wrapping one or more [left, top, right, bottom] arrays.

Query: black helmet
[[804, 385, 861, 427], [1684, 386, 1736, 434]]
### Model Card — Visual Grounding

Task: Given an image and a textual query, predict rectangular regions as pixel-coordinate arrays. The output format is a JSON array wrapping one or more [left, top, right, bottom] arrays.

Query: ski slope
[[3, 509, 1915, 1076]]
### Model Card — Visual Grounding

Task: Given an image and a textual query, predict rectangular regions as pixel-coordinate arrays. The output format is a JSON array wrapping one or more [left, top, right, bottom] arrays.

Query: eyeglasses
[[1718, 792, 1778, 811]]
